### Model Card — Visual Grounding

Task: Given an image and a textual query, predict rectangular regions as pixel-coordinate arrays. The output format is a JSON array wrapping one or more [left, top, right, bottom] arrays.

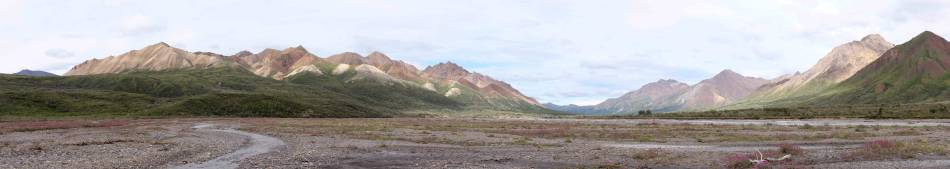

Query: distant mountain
[[549, 70, 768, 114], [325, 51, 424, 82], [230, 46, 321, 80], [56, 42, 546, 115], [65, 42, 231, 76], [422, 62, 543, 108], [542, 103, 596, 114], [731, 34, 895, 108], [803, 31, 950, 104], [14, 69, 58, 77], [592, 79, 690, 113], [681, 70, 769, 110]]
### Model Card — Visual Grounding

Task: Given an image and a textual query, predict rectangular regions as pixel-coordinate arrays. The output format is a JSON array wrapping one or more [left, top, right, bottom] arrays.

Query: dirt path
[[173, 124, 286, 169]]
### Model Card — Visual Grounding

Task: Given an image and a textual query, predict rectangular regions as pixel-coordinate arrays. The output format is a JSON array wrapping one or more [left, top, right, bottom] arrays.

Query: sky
[[2, 0, 950, 105]]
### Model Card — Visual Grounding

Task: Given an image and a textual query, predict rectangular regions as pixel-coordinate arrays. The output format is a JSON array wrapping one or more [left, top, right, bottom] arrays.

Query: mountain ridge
[[548, 70, 768, 114], [61, 43, 544, 113], [732, 34, 895, 107]]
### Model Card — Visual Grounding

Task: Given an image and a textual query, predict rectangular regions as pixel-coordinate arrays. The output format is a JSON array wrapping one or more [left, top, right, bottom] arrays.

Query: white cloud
[[44, 49, 74, 58], [120, 15, 166, 36]]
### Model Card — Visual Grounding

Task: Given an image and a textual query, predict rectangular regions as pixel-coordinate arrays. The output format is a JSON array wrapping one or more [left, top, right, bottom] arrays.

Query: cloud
[[120, 15, 166, 36], [44, 49, 74, 58]]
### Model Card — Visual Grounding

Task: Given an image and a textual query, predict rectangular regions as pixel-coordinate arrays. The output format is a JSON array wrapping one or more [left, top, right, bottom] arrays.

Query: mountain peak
[[714, 69, 740, 77], [233, 50, 253, 57], [367, 51, 390, 60], [422, 61, 471, 80], [146, 42, 172, 49], [861, 34, 887, 43], [920, 30, 938, 37], [326, 52, 366, 65], [911, 31, 946, 43], [367, 51, 392, 61], [427, 61, 466, 71], [654, 79, 682, 84], [286, 45, 309, 53]]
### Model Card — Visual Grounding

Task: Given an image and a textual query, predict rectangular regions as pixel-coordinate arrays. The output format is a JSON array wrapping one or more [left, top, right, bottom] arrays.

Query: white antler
[[749, 150, 768, 165], [766, 154, 792, 161], [748, 149, 792, 166]]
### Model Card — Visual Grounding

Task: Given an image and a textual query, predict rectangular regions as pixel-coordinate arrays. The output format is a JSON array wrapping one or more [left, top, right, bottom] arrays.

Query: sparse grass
[[630, 149, 664, 160], [1, 119, 131, 133], [512, 137, 533, 145], [598, 102, 950, 119], [239, 118, 938, 145], [723, 153, 756, 169], [799, 124, 815, 130], [845, 139, 949, 161], [722, 149, 793, 169], [68, 139, 136, 146], [892, 129, 922, 136], [778, 143, 805, 156]]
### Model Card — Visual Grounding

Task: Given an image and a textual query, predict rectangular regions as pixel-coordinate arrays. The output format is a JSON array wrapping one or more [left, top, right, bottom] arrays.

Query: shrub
[[798, 124, 815, 130], [778, 143, 804, 155], [723, 153, 754, 169], [631, 149, 663, 160]]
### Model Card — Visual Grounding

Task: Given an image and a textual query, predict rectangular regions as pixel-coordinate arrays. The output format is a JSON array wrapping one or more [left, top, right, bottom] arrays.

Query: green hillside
[[0, 64, 563, 118], [0, 67, 468, 118], [807, 31, 950, 105], [721, 31, 950, 111]]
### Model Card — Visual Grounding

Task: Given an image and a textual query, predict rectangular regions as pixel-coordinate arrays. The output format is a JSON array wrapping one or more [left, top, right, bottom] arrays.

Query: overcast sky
[[2, 0, 949, 105]]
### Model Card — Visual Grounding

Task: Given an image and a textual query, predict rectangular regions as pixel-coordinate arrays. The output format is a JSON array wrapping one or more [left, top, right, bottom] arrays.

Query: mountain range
[[5, 30, 950, 117], [64, 42, 540, 107], [548, 31, 950, 115], [726, 34, 895, 108], [1, 43, 547, 117], [547, 70, 768, 114]]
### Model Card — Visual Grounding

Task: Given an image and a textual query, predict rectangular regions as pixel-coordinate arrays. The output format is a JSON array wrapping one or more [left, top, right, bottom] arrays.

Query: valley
[[5, 1, 950, 168]]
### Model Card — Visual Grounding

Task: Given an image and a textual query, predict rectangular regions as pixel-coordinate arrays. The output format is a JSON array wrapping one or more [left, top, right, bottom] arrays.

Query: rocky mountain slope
[[801, 31, 950, 105], [230, 46, 321, 80], [14, 69, 58, 77], [592, 79, 690, 113], [64, 42, 230, 76], [681, 70, 769, 110], [325, 52, 423, 82], [730, 34, 895, 108], [421, 62, 541, 106]]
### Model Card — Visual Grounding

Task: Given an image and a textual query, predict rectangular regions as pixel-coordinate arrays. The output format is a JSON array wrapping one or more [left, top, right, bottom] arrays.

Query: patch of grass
[[778, 143, 805, 156], [630, 149, 664, 160], [891, 129, 923, 136], [2, 120, 130, 133], [68, 139, 136, 146], [799, 124, 815, 130]]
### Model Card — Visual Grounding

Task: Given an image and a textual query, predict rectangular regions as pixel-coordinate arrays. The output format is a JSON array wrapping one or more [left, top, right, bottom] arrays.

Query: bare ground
[[1, 118, 949, 169]]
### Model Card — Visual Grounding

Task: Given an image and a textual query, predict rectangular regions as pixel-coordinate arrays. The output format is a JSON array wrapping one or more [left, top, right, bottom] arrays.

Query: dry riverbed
[[1, 118, 949, 169]]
